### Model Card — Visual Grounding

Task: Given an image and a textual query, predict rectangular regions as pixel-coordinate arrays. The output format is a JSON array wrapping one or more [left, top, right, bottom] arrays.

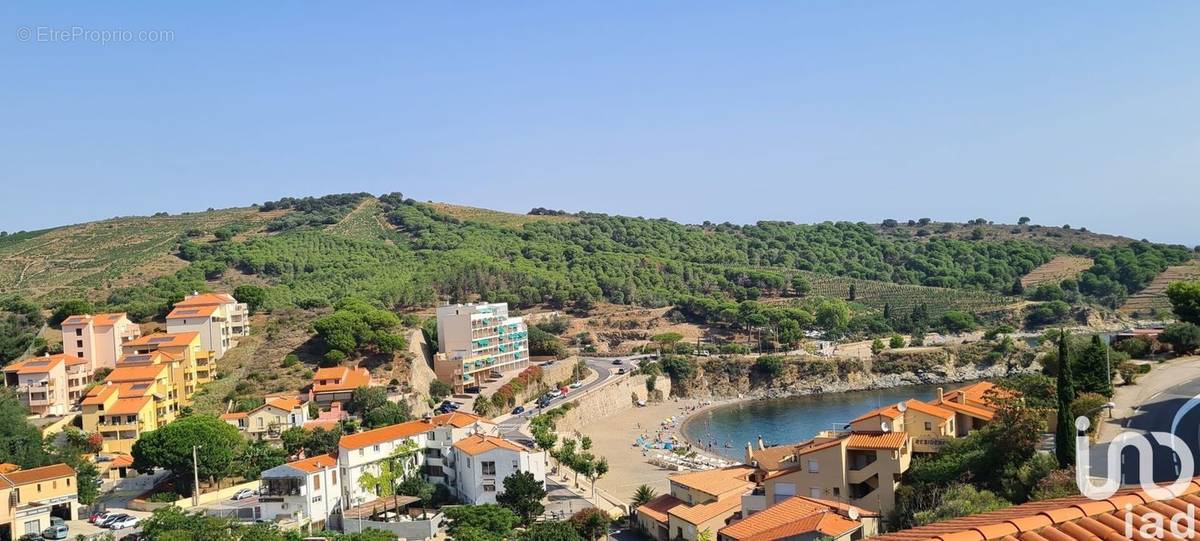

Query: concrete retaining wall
[[554, 374, 670, 433]]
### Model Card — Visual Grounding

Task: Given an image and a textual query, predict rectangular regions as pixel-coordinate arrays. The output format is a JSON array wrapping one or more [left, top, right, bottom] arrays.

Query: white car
[[231, 488, 256, 501], [570, 381, 583, 389], [108, 516, 140, 530]]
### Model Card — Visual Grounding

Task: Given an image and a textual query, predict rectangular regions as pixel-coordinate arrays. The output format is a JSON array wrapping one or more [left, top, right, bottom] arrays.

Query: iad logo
[[1075, 396, 1200, 501]]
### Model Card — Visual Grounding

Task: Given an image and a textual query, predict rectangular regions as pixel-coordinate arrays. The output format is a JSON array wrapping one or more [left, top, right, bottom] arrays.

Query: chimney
[[757, 435, 765, 450], [745, 442, 754, 461], [936, 387, 943, 401], [957, 392, 966, 404]]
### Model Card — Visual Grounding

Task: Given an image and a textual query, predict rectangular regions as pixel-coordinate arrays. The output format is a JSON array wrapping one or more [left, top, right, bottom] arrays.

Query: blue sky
[[3, 2, 1198, 245]]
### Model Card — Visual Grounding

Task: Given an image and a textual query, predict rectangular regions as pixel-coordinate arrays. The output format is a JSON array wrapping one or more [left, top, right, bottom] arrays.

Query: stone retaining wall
[[554, 374, 671, 433]]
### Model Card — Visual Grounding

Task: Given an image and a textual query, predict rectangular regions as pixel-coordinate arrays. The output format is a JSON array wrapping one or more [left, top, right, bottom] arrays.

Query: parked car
[[41, 524, 69, 540], [559, 386, 569, 396], [611, 359, 623, 365], [90, 511, 116, 524], [542, 391, 558, 402], [97, 514, 130, 528], [570, 381, 583, 389], [231, 488, 256, 500], [120, 534, 148, 541], [617, 368, 627, 375], [108, 516, 140, 530], [511, 405, 525, 415], [536, 397, 551, 408], [18, 533, 41, 541]]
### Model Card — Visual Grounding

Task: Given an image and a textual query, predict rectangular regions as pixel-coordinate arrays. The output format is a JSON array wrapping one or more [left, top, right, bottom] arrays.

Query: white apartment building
[[259, 454, 342, 531], [60, 312, 141, 369], [220, 395, 309, 441], [165, 292, 250, 360], [2, 354, 90, 416], [449, 434, 546, 505], [434, 303, 530, 393]]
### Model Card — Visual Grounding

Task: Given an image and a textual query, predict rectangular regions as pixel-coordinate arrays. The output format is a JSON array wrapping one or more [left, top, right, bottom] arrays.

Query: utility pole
[[192, 444, 202, 507]]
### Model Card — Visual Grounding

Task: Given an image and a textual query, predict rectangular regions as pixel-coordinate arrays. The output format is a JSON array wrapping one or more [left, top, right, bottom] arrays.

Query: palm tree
[[632, 484, 657, 511], [697, 528, 714, 541]]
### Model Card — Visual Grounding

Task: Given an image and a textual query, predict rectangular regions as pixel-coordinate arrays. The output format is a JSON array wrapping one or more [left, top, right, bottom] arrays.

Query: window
[[429, 432, 436, 441], [331, 471, 337, 485], [924, 421, 932, 431], [810, 487, 823, 498], [77, 352, 83, 358], [483, 484, 496, 492], [807, 459, 819, 473], [313, 475, 321, 490], [832, 487, 839, 496], [76, 329, 82, 336], [258, 417, 265, 429], [373, 445, 380, 452], [24, 520, 40, 535], [482, 461, 496, 475], [76, 340, 83, 348], [512, 460, 519, 469]]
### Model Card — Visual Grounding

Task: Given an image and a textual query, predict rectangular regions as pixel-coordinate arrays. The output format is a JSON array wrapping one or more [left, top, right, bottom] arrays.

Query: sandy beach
[[573, 397, 743, 504]]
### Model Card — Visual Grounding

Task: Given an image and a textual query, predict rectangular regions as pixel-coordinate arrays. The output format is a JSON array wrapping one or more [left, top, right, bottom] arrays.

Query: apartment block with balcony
[[81, 363, 176, 454], [449, 434, 545, 505], [0, 463, 79, 541], [309, 367, 371, 409], [259, 454, 341, 532], [2, 355, 80, 417], [60, 312, 140, 370], [165, 292, 250, 361], [122, 332, 205, 403], [433, 303, 530, 394], [636, 466, 757, 541]]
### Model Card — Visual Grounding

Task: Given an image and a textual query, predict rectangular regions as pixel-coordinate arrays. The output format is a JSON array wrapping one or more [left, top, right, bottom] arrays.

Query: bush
[[1069, 393, 1110, 434], [1161, 322, 1200, 355], [1113, 336, 1152, 358], [146, 491, 183, 503], [281, 354, 300, 368]]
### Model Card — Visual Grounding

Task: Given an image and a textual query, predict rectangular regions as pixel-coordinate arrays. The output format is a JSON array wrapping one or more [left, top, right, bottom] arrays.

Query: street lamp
[[192, 444, 203, 507]]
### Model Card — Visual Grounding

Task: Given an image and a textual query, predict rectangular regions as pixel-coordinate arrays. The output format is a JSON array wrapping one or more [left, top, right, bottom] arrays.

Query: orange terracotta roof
[[105, 364, 168, 382], [669, 466, 756, 497], [749, 445, 798, 470], [453, 434, 529, 456], [125, 332, 199, 349], [175, 293, 237, 307], [311, 367, 371, 393], [934, 399, 996, 421], [107, 396, 153, 415], [65, 355, 91, 367], [902, 399, 955, 421], [264, 397, 302, 412], [850, 404, 904, 424], [110, 454, 134, 468], [339, 419, 432, 450], [943, 381, 1013, 407], [721, 496, 875, 541], [3, 355, 66, 374], [4, 463, 75, 485], [118, 351, 175, 366], [432, 411, 491, 428], [81, 385, 117, 405], [872, 480, 1200, 541], [847, 431, 909, 450], [0, 463, 20, 474], [166, 304, 219, 319], [637, 494, 685, 525], [220, 412, 248, 420], [287, 453, 337, 473], [670, 492, 745, 524]]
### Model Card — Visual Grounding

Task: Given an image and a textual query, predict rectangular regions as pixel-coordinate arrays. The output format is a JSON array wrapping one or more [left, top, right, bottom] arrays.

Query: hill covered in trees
[[0, 192, 1194, 366]]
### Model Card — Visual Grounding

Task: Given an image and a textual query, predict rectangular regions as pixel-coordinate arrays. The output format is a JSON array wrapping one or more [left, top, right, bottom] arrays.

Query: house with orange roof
[[81, 362, 176, 453], [450, 434, 545, 505], [745, 428, 912, 516], [259, 453, 341, 531], [718, 495, 878, 541], [165, 291, 250, 360], [60, 312, 140, 370], [220, 395, 309, 441], [309, 366, 371, 408], [929, 383, 1007, 437], [338, 418, 437, 509], [870, 477, 1200, 541], [0, 462, 79, 539], [3, 354, 77, 416], [849, 399, 957, 454], [122, 332, 208, 402], [636, 466, 757, 541], [422, 411, 498, 485]]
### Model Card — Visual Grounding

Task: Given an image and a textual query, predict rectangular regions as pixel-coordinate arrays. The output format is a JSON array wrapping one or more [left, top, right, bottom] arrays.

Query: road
[[498, 355, 645, 447], [1089, 373, 1200, 485]]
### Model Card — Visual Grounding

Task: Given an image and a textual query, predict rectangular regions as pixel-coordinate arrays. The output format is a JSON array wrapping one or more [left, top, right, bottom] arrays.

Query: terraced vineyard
[[762, 271, 1016, 317], [1020, 255, 1094, 287], [326, 197, 396, 241], [0, 208, 273, 302], [427, 202, 578, 230], [1120, 260, 1200, 316]]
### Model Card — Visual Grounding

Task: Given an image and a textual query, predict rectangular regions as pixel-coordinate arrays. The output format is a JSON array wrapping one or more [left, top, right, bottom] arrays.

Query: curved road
[[498, 355, 647, 444], [1090, 374, 1200, 485]]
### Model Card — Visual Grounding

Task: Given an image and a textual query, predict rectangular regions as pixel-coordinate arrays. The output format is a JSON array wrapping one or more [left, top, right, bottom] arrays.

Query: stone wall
[[553, 374, 671, 433], [406, 329, 439, 416]]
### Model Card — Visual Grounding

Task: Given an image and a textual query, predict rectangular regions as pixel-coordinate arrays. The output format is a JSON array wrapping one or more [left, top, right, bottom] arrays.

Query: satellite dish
[[897, 402, 908, 413], [880, 421, 890, 433], [848, 508, 860, 520]]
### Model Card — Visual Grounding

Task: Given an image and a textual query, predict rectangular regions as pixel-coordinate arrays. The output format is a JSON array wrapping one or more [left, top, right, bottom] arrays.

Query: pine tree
[[1055, 329, 1076, 468], [848, 284, 857, 301], [883, 302, 892, 321], [1012, 276, 1025, 295], [1076, 335, 1113, 397]]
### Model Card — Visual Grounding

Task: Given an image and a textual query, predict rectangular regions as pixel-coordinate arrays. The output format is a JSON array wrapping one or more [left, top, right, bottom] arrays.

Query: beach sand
[[573, 397, 741, 504]]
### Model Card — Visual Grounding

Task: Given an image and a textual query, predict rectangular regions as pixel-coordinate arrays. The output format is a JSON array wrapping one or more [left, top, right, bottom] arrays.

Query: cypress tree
[[883, 302, 892, 321], [1056, 329, 1076, 468], [1012, 276, 1025, 295]]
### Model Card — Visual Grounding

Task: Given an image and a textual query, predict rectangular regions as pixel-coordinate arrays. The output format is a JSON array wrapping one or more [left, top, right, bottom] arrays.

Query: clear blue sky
[[4, 2, 1198, 245]]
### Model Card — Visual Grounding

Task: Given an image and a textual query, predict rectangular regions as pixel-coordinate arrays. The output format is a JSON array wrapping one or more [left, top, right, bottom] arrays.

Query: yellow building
[[636, 466, 757, 541], [81, 363, 175, 454], [122, 332, 210, 402], [0, 463, 78, 540]]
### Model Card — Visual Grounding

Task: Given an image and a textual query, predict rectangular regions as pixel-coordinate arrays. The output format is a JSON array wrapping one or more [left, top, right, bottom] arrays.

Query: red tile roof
[[901, 399, 955, 421], [431, 411, 491, 428], [2, 463, 76, 486], [107, 396, 153, 415], [3, 355, 66, 374], [125, 332, 199, 349], [175, 293, 237, 307], [934, 399, 996, 421], [851, 404, 905, 424], [872, 480, 1200, 541], [312, 366, 371, 393], [453, 434, 530, 456], [287, 453, 337, 473], [339, 420, 432, 450], [670, 466, 756, 497], [846, 431, 909, 450], [166, 304, 219, 319], [637, 494, 685, 524], [721, 496, 872, 541]]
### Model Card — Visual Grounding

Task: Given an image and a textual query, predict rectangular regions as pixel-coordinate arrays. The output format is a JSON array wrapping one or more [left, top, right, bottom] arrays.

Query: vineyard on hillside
[[326, 197, 397, 242], [427, 202, 579, 230], [0, 208, 274, 302], [797, 271, 1015, 317], [1120, 260, 1200, 317], [1020, 255, 1094, 287]]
